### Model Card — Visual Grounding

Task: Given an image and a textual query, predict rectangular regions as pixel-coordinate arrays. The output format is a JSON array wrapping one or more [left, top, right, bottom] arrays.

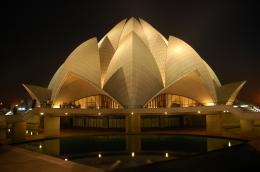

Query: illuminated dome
[[23, 17, 245, 108]]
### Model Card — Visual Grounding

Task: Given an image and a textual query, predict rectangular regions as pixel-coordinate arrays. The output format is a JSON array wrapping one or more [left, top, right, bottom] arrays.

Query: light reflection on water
[[19, 135, 243, 170]]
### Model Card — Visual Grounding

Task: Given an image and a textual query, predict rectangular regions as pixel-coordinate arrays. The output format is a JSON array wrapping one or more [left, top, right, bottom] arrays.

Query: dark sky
[[2, 0, 260, 106]]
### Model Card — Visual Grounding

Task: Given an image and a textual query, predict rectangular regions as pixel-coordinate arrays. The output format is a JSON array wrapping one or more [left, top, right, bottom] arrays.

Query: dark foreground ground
[[115, 143, 260, 172], [0, 145, 103, 172]]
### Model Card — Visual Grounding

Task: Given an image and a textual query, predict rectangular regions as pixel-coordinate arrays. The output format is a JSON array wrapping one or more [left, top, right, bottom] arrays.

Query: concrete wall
[[126, 114, 141, 133], [206, 114, 222, 134], [240, 119, 254, 133], [0, 128, 7, 141], [44, 115, 60, 136], [221, 113, 240, 128], [13, 122, 26, 140]]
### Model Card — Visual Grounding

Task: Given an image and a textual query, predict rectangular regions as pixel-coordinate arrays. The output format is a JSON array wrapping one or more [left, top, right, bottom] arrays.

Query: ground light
[[228, 141, 232, 147], [205, 102, 215, 106], [146, 160, 152, 163]]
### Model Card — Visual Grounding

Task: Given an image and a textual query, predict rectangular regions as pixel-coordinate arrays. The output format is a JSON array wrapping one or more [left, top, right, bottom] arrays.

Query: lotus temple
[[14, 17, 259, 135], [1, 17, 260, 172]]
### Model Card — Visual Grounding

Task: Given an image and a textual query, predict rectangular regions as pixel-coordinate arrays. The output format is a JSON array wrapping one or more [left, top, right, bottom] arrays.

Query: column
[[0, 128, 7, 141], [240, 119, 254, 133], [126, 114, 141, 134], [44, 115, 60, 136], [206, 114, 222, 134], [0, 117, 7, 140], [13, 122, 26, 140], [103, 116, 109, 128], [126, 135, 141, 153]]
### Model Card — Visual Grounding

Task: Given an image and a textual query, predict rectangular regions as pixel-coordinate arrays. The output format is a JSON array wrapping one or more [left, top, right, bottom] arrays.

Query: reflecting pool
[[18, 135, 243, 170]]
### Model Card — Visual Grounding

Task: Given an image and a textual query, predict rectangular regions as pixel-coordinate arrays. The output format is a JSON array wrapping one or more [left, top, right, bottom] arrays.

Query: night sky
[[2, 0, 260, 106]]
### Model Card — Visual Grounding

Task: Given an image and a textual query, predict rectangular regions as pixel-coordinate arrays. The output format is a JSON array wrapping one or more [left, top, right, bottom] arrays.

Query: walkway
[[0, 145, 103, 172]]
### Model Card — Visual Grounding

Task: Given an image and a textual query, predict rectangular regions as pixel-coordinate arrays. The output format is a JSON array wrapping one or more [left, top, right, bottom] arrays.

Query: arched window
[[145, 94, 200, 108], [73, 94, 122, 109]]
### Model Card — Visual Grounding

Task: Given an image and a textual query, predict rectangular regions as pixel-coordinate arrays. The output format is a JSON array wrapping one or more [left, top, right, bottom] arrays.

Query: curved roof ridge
[[118, 17, 149, 47], [166, 35, 217, 102], [201, 59, 221, 87], [63, 37, 101, 87], [217, 81, 246, 105], [23, 84, 51, 107], [103, 32, 164, 107], [48, 65, 64, 89], [138, 18, 168, 45], [98, 18, 127, 50], [104, 32, 162, 85], [98, 36, 115, 88], [52, 72, 122, 107]]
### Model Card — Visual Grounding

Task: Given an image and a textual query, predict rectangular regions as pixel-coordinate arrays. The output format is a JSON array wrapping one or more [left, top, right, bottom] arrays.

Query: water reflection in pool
[[19, 135, 243, 170]]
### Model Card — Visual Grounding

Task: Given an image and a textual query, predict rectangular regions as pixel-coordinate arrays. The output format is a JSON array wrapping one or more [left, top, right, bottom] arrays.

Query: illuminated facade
[[21, 18, 249, 132], [23, 17, 245, 109]]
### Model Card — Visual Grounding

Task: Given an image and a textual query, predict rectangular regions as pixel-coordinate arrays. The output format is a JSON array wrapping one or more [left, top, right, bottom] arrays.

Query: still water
[[19, 135, 243, 170]]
